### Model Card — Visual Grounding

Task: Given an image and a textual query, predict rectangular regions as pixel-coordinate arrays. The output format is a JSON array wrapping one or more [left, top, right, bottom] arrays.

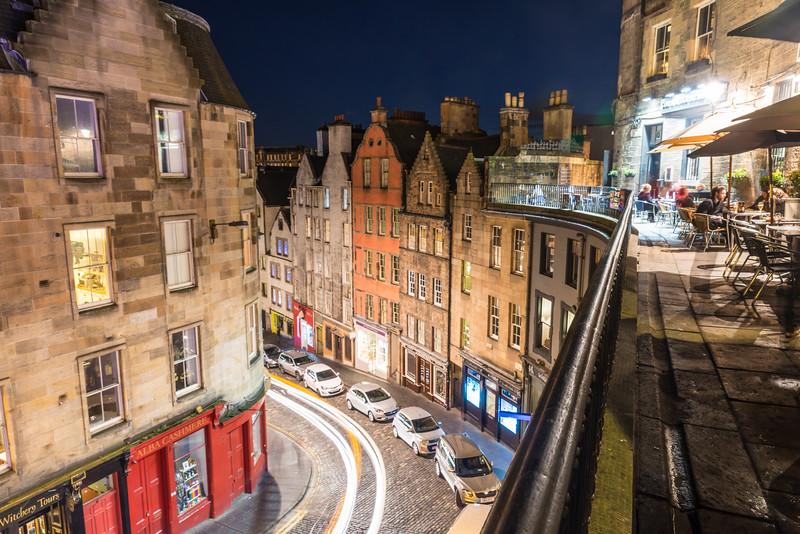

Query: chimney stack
[[543, 89, 574, 141], [499, 90, 529, 148], [370, 96, 387, 125]]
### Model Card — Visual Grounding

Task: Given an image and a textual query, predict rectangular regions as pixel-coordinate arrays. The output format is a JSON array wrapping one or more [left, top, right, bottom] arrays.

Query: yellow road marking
[[273, 509, 307, 534]]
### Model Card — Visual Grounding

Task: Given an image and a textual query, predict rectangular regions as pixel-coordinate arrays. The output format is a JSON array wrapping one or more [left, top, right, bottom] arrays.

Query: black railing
[[482, 192, 633, 534], [489, 183, 625, 219]]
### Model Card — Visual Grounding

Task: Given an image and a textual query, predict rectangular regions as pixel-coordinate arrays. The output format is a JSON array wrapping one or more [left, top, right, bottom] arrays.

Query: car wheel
[[435, 460, 443, 479], [368, 411, 375, 422], [455, 489, 465, 508], [295, 372, 301, 381], [392, 426, 399, 439], [280, 365, 287, 375], [346, 399, 353, 410], [412, 442, 420, 456]]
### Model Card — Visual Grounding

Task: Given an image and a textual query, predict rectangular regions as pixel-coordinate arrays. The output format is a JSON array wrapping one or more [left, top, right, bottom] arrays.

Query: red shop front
[[127, 399, 266, 534]]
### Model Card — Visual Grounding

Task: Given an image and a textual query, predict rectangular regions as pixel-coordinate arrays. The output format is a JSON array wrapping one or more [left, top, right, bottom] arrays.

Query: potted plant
[[623, 168, 636, 179], [608, 169, 619, 179]]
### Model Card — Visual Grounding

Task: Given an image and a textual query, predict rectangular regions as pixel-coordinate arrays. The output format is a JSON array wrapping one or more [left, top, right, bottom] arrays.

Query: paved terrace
[[634, 221, 800, 533]]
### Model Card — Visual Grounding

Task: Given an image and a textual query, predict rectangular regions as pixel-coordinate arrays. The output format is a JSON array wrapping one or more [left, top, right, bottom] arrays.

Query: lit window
[[408, 223, 416, 249], [419, 225, 427, 253], [164, 220, 194, 290], [489, 296, 499, 339], [172, 326, 201, 395], [56, 95, 101, 175], [513, 228, 525, 274], [342, 188, 349, 210], [460, 318, 470, 348], [434, 228, 443, 255], [653, 23, 671, 76], [461, 261, 471, 293], [491, 226, 502, 268], [695, 3, 714, 61], [237, 120, 249, 175], [69, 227, 113, 309], [0, 387, 11, 474], [561, 304, 575, 342], [246, 302, 258, 363], [83, 351, 123, 432], [535, 294, 553, 355], [510, 304, 523, 349], [155, 107, 186, 175], [325, 220, 330, 242], [324, 188, 330, 209], [174, 429, 208, 514]]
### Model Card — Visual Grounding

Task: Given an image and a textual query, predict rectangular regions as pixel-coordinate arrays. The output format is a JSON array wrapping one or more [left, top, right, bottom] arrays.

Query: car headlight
[[375, 408, 384, 413], [463, 490, 475, 499]]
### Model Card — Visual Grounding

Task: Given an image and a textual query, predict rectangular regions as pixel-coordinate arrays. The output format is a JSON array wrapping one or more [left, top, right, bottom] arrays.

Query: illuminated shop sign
[[660, 82, 728, 114]]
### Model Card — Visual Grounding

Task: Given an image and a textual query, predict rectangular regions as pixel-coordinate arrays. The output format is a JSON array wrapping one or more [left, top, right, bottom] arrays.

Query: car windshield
[[365, 388, 390, 402], [265, 347, 281, 356], [316, 369, 337, 380], [293, 355, 314, 366], [456, 455, 493, 477], [412, 416, 439, 433]]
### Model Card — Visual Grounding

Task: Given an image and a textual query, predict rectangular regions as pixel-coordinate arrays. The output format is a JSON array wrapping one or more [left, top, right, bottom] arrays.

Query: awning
[[727, 0, 800, 43], [648, 110, 746, 153]]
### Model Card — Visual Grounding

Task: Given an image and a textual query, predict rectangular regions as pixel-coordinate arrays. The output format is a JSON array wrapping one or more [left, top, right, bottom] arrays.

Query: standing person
[[696, 186, 727, 228], [637, 184, 656, 222]]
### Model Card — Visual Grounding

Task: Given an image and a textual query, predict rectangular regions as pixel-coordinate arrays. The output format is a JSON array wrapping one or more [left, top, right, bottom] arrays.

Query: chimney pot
[[518, 92, 524, 107], [562, 90, 568, 103], [549, 92, 555, 106], [512, 96, 517, 107], [377, 96, 382, 107], [505, 92, 511, 107]]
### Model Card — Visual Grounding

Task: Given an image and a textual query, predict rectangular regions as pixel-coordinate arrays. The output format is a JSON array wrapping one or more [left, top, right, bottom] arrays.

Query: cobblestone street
[[265, 357, 513, 533]]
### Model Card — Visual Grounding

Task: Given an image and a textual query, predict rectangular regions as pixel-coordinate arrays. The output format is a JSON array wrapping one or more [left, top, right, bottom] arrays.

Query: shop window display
[[499, 397, 519, 432], [465, 376, 480, 408], [17, 504, 64, 534], [174, 429, 208, 515]]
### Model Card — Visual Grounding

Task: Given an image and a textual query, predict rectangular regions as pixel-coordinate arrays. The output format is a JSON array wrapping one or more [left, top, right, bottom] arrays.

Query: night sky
[[167, 1, 622, 147]]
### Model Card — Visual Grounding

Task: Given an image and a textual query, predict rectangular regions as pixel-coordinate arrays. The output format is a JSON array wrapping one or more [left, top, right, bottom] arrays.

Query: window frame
[[408, 270, 416, 297], [365, 207, 374, 234], [566, 238, 580, 288], [391, 209, 400, 237], [246, 301, 259, 365], [433, 278, 442, 307], [377, 252, 386, 281], [418, 273, 426, 301], [363, 158, 372, 187], [491, 226, 502, 269], [380, 158, 390, 188], [80, 349, 125, 434], [242, 210, 257, 272], [434, 228, 443, 256], [463, 214, 472, 241], [54, 94, 103, 177], [510, 303, 523, 349], [461, 261, 471, 293], [513, 228, 525, 274], [153, 105, 188, 177], [0, 382, 12, 475], [171, 324, 202, 397], [67, 224, 115, 311], [694, 2, 715, 61], [378, 207, 386, 236], [460, 318, 470, 349], [163, 219, 196, 291], [534, 292, 554, 361], [408, 223, 416, 250], [489, 296, 500, 340], [652, 22, 671, 76], [540, 233, 556, 277], [237, 119, 250, 177], [561, 301, 576, 343], [418, 224, 428, 253]]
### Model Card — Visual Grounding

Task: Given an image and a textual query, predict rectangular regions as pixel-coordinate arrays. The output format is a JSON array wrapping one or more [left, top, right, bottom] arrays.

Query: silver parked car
[[345, 382, 399, 422], [303, 363, 344, 397], [277, 350, 316, 380], [263, 344, 281, 368], [434, 434, 501, 507], [392, 407, 445, 455]]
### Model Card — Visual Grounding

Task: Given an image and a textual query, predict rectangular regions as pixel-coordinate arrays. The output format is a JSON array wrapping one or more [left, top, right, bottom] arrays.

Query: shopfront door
[[129, 451, 166, 534], [225, 427, 246, 501], [83, 474, 121, 534], [464, 370, 482, 425], [334, 335, 343, 361], [418, 359, 432, 398], [483, 380, 498, 437]]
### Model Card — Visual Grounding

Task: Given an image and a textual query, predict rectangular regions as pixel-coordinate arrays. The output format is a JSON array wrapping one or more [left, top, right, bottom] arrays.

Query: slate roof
[[0, 0, 37, 71], [435, 144, 469, 190], [386, 121, 441, 166], [439, 133, 501, 159], [256, 166, 297, 207], [308, 154, 327, 181], [162, 3, 250, 111]]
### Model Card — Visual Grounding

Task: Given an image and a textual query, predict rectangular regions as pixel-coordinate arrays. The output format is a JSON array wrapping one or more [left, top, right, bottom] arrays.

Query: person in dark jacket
[[696, 186, 727, 228], [637, 184, 655, 222]]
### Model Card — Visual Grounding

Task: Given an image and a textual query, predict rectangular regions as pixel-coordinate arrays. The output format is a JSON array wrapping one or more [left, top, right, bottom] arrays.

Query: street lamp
[[208, 218, 248, 243]]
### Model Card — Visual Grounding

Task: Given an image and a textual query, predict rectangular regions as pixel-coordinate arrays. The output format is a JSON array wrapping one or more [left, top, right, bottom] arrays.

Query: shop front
[[401, 343, 448, 408], [462, 358, 523, 450], [322, 320, 353, 364], [0, 483, 70, 534], [127, 398, 266, 534], [270, 310, 292, 339], [292, 301, 314, 351], [354, 319, 388, 379]]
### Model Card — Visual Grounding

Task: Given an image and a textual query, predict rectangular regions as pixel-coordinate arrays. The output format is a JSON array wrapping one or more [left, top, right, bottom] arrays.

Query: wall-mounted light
[[642, 96, 653, 102], [209, 218, 248, 243], [664, 92, 676, 98], [680, 86, 692, 93]]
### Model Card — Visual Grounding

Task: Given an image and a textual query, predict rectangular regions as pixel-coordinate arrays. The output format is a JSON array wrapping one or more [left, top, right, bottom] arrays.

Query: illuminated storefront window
[[174, 429, 208, 515], [499, 396, 519, 433], [70, 227, 112, 309], [465, 375, 480, 408]]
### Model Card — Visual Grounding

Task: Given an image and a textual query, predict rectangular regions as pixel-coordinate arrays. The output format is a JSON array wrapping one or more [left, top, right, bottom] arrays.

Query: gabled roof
[[435, 143, 469, 190], [308, 154, 327, 180], [257, 166, 297, 207], [162, 3, 250, 111], [386, 121, 441, 165]]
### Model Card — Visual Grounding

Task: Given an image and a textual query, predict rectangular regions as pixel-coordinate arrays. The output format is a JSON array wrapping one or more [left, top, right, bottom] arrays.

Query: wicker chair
[[691, 213, 727, 251]]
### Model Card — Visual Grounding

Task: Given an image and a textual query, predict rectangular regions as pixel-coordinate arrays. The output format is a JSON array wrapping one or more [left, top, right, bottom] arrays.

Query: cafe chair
[[691, 213, 727, 251], [677, 208, 694, 241], [657, 201, 678, 228], [740, 233, 800, 302]]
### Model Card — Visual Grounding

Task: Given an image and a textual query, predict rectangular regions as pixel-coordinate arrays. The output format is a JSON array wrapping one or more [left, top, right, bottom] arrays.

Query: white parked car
[[392, 407, 445, 455], [262, 344, 281, 368], [303, 363, 344, 397], [345, 382, 399, 422], [434, 434, 501, 507], [277, 350, 316, 380]]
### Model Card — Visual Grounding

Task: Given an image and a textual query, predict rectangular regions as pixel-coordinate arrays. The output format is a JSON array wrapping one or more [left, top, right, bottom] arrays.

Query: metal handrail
[[481, 192, 633, 534], [489, 183, 625, 219]]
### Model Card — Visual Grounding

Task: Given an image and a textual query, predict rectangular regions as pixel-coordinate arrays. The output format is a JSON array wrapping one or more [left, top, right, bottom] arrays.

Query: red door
[[84, 488, 121, 534], [226, 427, 246, 500], [129, 451, 167, 534]]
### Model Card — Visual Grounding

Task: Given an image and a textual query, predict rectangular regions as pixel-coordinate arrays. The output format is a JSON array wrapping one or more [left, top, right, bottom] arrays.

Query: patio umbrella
[[727, 0, 800, 43], [690, 129, 800, 220], [731, 93, 800, 121]]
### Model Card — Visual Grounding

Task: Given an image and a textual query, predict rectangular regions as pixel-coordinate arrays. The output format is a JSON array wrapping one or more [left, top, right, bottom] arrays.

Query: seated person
[[637, 184, 655, 222], [749, 188, 786, 215], [693, 183, 711, 199], [696, 185, 727, 229], [748, 190, 770, 211]]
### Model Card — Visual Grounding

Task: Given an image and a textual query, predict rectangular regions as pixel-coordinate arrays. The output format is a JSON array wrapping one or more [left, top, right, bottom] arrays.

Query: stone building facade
[[264, 208, 294, 340], [399, 133, 466, 408], [351, 101, 436, 381], [614, 0, 799, 197], [0, 2, 265, 533], [290, 117, 354, 361]]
